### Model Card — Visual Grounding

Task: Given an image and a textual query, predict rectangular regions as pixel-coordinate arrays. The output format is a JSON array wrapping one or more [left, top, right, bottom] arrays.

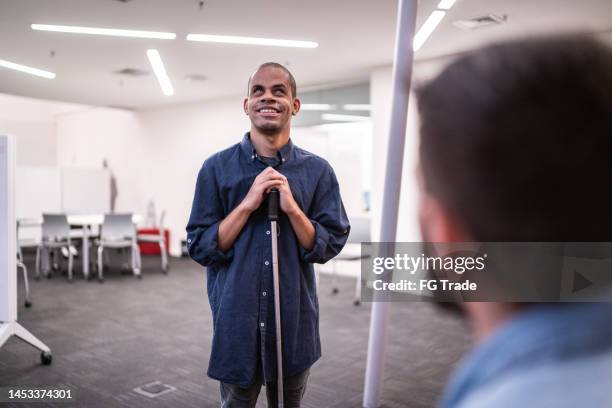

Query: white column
[[363, 0, 418, 406]]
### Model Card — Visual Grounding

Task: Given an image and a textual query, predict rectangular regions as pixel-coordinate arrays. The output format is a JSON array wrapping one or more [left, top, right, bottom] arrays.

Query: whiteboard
[[61, 168, 110, 214], [1, 135, 17, 322], [15, 166, 62, 219]]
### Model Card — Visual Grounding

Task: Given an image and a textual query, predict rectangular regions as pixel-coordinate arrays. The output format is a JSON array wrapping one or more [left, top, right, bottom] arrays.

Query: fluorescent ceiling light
[[437, 0, 456, 10], [186, 34, 318, 48], [321, 113, 369, 122], [31, 24, 176, 40], [300, 104, 335, 111], [413, 10, 446, 51], [146, 49, 174, 96], [0, 59, 56, 79], [342, 104, 371, 111]]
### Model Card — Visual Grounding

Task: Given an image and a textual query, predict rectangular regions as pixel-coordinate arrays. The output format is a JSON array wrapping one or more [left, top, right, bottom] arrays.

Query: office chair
[[35, 214, 74, 281], [96, 214, 141, 282], [137, 210, 169, 273]]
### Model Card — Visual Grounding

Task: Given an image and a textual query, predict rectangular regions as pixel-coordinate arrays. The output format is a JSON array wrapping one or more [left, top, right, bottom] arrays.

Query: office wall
[[369, 66, 418, 242], [56, 107, 145, 218], [0, 93, 86, 166]]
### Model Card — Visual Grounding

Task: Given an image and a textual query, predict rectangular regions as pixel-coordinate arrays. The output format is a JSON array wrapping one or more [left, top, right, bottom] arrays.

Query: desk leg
[[82, 226, 89, 279]]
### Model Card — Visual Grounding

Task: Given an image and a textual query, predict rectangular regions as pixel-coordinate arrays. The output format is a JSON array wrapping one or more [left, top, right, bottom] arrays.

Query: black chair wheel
[[34, 275, 40, 281], [332, 287, 339, 295], [25, 300, 32, 308], [137, 274, 143, 280], [98, 277, 104, 283], [41, 351, 52, 365], [353, 300, 361, 306]]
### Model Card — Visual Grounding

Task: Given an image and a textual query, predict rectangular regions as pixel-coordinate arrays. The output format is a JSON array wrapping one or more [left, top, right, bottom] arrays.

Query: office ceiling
[[0, 0, 610, 109]]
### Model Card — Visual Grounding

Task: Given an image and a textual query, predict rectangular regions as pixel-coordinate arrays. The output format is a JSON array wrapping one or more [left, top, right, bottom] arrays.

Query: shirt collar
[[440, 302, 612, 408], [240, 132, 294, 164]]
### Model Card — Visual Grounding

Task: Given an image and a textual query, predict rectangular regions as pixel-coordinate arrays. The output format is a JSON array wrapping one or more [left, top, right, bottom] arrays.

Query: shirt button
[[265, 260, 269, 266], [187, 239, 191, 243], [262, 291, 267, 296], [260, 322, 265, 327], [266, 230, 270, 235]]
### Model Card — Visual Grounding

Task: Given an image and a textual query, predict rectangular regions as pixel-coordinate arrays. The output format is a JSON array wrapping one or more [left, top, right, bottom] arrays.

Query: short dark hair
[[416, 35, 612, 241], [247, 62, 297, 97]]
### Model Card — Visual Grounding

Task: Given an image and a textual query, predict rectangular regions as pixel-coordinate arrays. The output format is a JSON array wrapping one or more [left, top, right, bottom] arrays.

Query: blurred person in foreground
[[415, 35, 612, 408], [186, 62, 350, 407]]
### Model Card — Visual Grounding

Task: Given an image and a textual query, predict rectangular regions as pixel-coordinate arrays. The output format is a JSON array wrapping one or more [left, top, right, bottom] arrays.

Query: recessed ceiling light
[[342, 104, 371, 111], [437, 0, 456, 10], [31, 24, 176, 40], [0, 58, 56, 79], [146, 49, 174, 96], [321, 113, 369, 122], [186, 34, 318, 48], [301, 104, 335, 111], [413, 10, 446, 51]]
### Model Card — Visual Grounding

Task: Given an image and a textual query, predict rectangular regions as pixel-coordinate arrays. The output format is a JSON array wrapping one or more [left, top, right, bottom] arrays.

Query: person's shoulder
[[201, 142, 242, 169], [293, 145, 332, 170], [456, 352, 612, 408]]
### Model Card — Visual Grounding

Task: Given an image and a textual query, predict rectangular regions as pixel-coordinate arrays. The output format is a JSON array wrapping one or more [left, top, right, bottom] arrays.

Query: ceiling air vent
[[114, 68, 150, 77], [453, 14, 507, 31], [184, 74, 207, 83]]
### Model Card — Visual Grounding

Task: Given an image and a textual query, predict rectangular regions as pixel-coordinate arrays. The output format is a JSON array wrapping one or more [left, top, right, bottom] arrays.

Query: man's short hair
[[416, 35, 612, 241], [247, 62, 297, 98]]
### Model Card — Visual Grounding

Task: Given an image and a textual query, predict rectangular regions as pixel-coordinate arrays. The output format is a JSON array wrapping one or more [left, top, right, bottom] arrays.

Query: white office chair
[[16, 220, 32, 308], [137, 210, 169, 273], [330, 216, 371, 306], [35, 214, 74, 281], [96, 214, 141, 282]]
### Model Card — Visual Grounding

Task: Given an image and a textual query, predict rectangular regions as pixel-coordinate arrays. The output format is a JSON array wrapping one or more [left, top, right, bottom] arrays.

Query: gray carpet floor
[[0, 253, 470, 408]]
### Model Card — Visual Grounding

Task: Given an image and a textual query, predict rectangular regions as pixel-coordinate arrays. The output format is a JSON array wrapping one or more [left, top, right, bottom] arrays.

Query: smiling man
[[186, 62, 350, 407]]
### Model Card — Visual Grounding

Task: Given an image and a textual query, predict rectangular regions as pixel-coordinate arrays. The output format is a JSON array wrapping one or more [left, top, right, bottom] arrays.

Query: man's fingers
[[260, 179, 283, 192], [257, 173, 284, 184]]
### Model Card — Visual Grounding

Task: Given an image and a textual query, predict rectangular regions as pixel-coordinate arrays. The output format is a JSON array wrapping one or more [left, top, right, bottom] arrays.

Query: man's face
[[244, 67, 300, 134]]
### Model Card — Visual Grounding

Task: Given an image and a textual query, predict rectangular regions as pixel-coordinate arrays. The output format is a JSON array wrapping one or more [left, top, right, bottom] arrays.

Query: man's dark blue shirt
[[186, 133, 350, 387]]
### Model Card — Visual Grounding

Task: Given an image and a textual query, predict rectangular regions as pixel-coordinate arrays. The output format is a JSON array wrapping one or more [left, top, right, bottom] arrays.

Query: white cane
[[268, 188, 284, 408]]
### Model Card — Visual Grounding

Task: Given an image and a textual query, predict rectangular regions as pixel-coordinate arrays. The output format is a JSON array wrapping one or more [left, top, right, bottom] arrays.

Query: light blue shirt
[[440, 302, 612, 408]]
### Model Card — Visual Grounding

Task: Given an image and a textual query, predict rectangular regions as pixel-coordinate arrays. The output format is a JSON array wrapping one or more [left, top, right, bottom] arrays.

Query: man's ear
[[243, 97, 249, 115], [419, 193, 470, 243], [418, 165, 470, 243], [292, 98, 301, 116]]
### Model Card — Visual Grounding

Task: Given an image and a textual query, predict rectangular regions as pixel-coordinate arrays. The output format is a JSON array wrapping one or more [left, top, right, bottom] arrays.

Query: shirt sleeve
[[300, 164, 351, 264], [186, 158, 233, 268]]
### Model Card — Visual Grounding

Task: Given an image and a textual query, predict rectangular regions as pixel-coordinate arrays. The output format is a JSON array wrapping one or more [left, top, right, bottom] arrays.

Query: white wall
[[56, 107, 145, 218], [369, 65, 430, 243], [0, 93, 87, 167]]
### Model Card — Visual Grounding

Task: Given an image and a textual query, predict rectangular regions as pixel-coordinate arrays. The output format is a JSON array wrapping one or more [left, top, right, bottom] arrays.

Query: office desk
[[18, 214, 142, 279]]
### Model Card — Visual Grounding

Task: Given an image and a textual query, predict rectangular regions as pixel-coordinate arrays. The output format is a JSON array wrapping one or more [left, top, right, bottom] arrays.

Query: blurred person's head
[[244, 62, 300, 137], [415, 34, 612, 338]]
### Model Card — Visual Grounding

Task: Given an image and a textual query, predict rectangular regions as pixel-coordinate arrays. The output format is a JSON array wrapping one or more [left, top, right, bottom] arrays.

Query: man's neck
[[250, 128, 290, 157], [463, 302, 524, 343]]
